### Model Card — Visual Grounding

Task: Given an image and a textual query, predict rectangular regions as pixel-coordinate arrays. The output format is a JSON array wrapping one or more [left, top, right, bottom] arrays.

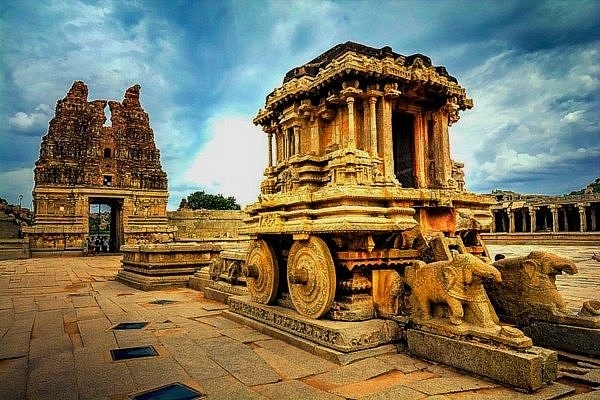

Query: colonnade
[[491, 202, 600, 233], [260, 82, 454, 191]]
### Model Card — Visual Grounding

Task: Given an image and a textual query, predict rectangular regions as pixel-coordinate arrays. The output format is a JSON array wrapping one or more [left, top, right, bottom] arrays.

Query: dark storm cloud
[[1, 0, 599, 208]]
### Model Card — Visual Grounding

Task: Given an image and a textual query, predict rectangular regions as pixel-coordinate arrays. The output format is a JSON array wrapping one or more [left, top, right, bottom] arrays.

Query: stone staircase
[[0, 238, 29, 260], [0, 215, 29, 260]]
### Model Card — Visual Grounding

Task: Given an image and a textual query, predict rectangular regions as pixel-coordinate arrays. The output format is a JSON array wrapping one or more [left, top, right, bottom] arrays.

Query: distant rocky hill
[[569, 178, 600, 195], [490, 177, 600, 202]]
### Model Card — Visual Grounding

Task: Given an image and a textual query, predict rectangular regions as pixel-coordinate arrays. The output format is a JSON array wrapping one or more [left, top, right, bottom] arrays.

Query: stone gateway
[[24, 81, 175, 255]]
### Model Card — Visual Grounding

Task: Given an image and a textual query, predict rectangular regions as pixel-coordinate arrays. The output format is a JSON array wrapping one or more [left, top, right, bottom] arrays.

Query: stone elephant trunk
[[487, 251, 578, 323]]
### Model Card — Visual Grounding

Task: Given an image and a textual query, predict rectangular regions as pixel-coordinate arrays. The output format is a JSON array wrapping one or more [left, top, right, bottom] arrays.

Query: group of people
[[84, 235, 111, 255]]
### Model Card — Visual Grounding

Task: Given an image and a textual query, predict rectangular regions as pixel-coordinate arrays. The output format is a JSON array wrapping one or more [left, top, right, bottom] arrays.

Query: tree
[[568, 177, 600, 195], [185, 190, 241, 210]]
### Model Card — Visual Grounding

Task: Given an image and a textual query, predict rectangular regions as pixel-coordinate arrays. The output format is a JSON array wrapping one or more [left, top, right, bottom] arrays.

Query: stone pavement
[[0, 253, 598, 400]]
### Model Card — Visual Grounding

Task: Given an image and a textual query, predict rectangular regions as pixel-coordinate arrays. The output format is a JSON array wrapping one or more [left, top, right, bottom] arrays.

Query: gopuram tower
[[24, 81, 175, 256]]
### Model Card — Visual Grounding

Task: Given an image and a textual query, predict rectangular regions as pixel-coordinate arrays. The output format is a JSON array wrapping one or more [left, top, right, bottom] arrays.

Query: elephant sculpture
[[486, 251, 578, 324], [404, 253, 502, 327]]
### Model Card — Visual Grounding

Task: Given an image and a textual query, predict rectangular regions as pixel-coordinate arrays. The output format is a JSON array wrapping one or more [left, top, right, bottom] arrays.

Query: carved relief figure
[[209, 256, 223, 281], [486, 251, 578, 321], [379, 270, 404, 316], [226, 260, 242, 284], [404, 253, 501, 327]]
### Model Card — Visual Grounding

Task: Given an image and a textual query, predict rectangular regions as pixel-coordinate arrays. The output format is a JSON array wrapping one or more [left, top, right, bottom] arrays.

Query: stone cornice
[[256, 43, 471, 123]]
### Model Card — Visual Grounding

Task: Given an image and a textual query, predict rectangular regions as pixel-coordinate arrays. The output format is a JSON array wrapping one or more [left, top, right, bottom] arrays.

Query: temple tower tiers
[[24, 81, 175, 256]]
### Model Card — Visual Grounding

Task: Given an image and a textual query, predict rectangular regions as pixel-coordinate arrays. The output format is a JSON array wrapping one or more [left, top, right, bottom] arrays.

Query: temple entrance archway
[[392, 111, 415, 188], [88, 197, 123, 253]]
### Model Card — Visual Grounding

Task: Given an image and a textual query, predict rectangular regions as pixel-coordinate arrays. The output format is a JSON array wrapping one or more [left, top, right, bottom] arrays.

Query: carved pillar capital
[[316, 104, 336, 121], [383, 82, 401, 98], [298, 99, 315, 121], [443, 96, 461, 126]]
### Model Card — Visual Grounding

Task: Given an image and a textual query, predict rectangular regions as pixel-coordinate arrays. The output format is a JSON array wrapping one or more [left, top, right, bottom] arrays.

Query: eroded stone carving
[[377, 270, 404, 317], [405, 254, 500, 327], [487, 251, 600, 328]]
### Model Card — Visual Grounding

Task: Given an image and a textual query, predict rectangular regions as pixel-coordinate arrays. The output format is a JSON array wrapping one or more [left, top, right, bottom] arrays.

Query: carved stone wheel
[[287, 236, 336, 319], [244, 239, 279, 304]]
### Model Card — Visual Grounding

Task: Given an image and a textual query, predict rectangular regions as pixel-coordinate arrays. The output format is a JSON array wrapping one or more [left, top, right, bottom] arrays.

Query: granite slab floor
[[0, 251, 598, 400]]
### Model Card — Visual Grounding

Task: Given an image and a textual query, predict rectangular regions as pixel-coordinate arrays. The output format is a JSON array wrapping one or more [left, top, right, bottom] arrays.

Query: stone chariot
[[241, 42, 493, 322], [228, 42, 597, 392]]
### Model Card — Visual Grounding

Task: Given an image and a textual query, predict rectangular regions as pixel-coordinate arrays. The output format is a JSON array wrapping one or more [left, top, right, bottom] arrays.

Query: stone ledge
[[204, 285, 247, 304], [406, 329, 557, 392], [115, 270, 191, 291], [227, 295, 401, 353], [222, 309, 398, 365], [522, 322, 600, 358]]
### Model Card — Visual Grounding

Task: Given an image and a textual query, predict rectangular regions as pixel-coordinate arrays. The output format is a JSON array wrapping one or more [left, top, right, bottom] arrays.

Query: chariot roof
[[255, 41, 472, 125]]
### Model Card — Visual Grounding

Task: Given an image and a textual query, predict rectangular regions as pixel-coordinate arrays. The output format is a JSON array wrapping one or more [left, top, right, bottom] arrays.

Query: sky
[[1, 0, 599, 211]]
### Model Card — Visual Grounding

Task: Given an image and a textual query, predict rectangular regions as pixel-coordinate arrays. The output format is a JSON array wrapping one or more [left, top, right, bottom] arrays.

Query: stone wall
[[0, 217, 19, 238], [168, 210, 247, 240]]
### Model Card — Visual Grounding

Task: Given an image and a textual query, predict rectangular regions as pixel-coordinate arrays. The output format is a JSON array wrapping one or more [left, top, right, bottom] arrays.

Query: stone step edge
[[222, 309, 398, 365], [406, 329, 557, 392]]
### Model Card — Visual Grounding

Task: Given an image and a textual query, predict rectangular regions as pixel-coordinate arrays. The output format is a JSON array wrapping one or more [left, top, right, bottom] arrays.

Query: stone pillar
[[278, 131, 284, 161], [413, 113, 426, 188], [578, 203, 588, 232], [529, 206, 537, 232], [490, 211, 496, 233], [382, 83, 400, 182], [310, 118, 319, 155], [293, 126, 300, 155], [334, 113, 342, 147], [282, 131, 288, 160], [432, 111, 452, 187], [340, 80, 362, 151], [267, 131, 273, 167], [508, 209, 515, 233], [381, 97, 393, 180], [521, 211, 527, 233], [591, 207, 598, 231], [550, 205, 559, 232], [369, 96, 378, 156], [562, 207, 569, 232], [346, 97, 356, 150]]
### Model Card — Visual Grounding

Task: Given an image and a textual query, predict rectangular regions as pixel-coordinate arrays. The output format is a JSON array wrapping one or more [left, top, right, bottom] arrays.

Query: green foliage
[[185, 190, 241, 210], [568, 178, 600, 195]]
